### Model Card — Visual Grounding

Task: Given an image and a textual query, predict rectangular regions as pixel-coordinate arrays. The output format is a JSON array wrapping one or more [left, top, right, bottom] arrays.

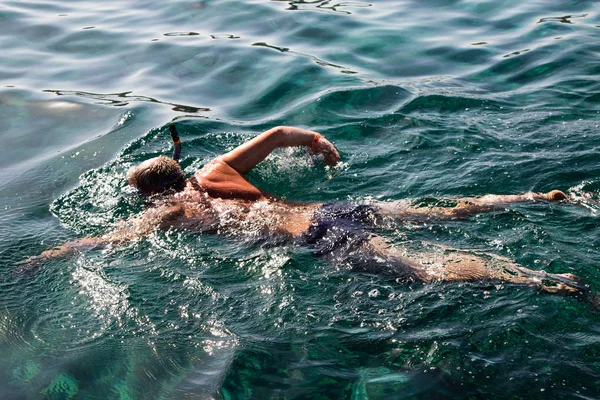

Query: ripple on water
[[163, 31, 200, 36], [3, 0, 600, 397], [272, 0, 372, 15], [28, 266, 128, 350], [0, 309, 34, 351]]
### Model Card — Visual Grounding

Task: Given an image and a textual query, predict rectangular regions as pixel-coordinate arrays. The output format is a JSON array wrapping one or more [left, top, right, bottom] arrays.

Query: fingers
[[323, 153, 338, 166], [321, 148, 339, 166], [324, 139, 341, 161], [321, 144, 339, 165], [311, 137, 340, 166]]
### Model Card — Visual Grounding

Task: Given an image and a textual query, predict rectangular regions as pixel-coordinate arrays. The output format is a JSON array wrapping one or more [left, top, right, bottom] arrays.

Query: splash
[[568, 180, 600, 215]]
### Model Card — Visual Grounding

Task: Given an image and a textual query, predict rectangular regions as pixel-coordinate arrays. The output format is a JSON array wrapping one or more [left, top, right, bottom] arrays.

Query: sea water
[[1, 0, 599, 398]]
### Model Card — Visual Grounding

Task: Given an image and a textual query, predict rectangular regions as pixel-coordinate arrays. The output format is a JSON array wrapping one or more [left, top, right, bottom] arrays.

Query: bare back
[[157, 158, 320, 239]]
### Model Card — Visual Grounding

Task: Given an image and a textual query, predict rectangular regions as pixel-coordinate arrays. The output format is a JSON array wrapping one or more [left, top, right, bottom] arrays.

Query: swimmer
[[20, 126, 594, 303]]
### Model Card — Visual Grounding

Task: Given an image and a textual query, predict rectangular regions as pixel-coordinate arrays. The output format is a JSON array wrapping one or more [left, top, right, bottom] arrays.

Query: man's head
[[127, 156, 186, 195]]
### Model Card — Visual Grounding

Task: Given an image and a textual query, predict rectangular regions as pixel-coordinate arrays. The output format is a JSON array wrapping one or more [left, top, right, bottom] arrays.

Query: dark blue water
[[1, 0, 600, 398]]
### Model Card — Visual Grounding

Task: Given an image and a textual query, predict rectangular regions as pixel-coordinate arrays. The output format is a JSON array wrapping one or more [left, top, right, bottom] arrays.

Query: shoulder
[[197, 158, 239, 181], [194, 158, 264, 201]]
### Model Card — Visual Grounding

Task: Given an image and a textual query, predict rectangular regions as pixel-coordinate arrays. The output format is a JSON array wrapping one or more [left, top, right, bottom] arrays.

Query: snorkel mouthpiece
[[169, 124, 182, 161]]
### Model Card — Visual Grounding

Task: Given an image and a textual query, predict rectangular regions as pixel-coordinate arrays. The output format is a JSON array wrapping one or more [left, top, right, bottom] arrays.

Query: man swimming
[[22, 126, 590, 300]]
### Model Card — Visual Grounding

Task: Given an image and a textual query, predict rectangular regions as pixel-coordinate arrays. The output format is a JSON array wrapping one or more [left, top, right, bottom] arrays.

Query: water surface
[[1, 0, 600, 398]]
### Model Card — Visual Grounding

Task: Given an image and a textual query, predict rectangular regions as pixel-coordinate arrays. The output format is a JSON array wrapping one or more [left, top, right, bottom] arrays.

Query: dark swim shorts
[[303, 203, 381, 256]]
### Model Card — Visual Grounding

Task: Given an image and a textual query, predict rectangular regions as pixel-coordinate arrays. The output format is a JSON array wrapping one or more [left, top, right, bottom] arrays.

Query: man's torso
[[165, 158, 320, 238]]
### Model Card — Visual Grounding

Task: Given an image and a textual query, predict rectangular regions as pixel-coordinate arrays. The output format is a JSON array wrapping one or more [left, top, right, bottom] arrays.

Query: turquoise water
[[2, 0, 600, 398]]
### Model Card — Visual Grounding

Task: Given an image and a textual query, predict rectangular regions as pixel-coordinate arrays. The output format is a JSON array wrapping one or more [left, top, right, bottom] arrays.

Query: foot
[[555, 272, 579, 281], [539, 282, 580, 296], [548, 272, 584, 289]]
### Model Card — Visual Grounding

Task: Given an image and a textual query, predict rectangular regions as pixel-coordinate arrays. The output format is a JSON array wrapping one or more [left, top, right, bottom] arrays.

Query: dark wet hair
[[127, 156, 186, 195]]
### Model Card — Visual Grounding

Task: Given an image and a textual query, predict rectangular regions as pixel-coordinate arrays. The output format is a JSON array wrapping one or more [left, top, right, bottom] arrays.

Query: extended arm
[[16, 204, 186, 275], [221, 126, 340, 175], [460, 190, 568, 206], [14, 237, 107, 276], [376, 190, 569, 222]]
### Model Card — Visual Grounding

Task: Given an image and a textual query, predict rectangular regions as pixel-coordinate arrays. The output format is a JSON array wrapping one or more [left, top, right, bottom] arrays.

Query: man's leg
[[360, 234, 582, 295]]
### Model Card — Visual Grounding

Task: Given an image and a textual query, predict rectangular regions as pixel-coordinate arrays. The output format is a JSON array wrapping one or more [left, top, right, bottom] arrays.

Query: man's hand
[[14, 245, 72, 276], [541, 190, 568, 201], [309, 135, 340, 166]]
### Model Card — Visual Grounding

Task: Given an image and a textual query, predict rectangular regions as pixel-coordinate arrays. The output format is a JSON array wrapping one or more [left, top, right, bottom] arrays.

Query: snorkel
[[170, 124, 182, 161]]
